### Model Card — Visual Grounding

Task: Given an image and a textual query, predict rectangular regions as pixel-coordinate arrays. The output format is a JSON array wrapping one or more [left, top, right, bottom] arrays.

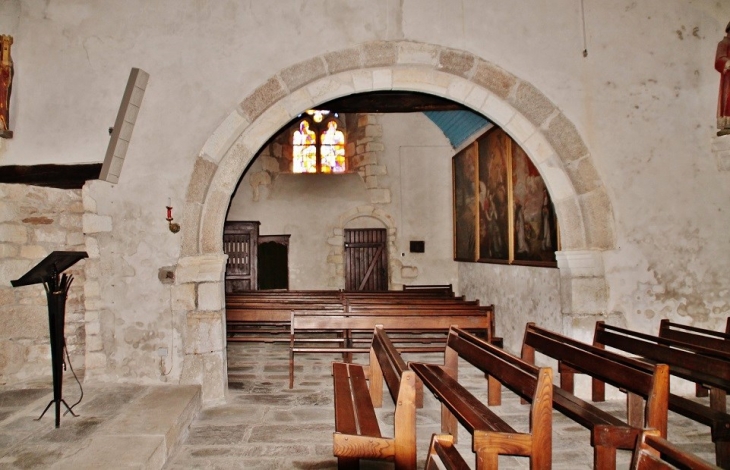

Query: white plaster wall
[[402, 0, 730, 333], [459, 262, 561, 357], [378, 113, 459, 288], [227, 112, 459, 291], [0, 0, 727, 386], [227, 169, 371, 290]]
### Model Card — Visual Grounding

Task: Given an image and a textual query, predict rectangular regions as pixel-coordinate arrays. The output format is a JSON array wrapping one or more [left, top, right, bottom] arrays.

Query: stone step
[[0, 383, 202, 470]]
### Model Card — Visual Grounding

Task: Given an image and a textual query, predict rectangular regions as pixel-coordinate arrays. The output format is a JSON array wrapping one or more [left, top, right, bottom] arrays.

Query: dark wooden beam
[[315, 91, 467, 113], [0, 163, 102, 189]]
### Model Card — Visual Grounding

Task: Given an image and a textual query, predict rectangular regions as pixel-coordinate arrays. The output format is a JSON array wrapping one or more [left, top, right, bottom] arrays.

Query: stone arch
[[178, 40, 615, 403]]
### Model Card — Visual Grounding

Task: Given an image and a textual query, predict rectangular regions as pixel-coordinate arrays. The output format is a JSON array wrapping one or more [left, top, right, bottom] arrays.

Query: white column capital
[[555, 250, 605, 278], [176, 254, 228, 284]]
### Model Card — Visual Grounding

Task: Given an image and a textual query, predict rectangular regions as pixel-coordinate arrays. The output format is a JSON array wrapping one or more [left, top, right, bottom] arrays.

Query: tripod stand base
[[36, 398, 78, 428]]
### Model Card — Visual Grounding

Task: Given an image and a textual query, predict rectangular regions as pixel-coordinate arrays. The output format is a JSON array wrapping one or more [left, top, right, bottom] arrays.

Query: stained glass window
[[292, 111, 346, 173], [293, 120, 317, 173]]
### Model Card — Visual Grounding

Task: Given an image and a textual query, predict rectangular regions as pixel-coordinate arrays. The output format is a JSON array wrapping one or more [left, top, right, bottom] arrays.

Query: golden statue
[[0, 35, 14, 135]]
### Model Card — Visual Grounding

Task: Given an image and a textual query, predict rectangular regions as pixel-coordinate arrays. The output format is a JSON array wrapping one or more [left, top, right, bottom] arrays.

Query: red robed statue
[[716, 22, 730, 136], [0, 35, 13, 136]]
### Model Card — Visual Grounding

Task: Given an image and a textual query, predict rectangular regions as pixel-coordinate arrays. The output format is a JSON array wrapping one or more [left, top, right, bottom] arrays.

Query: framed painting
[[477, 128, 510, 263], [511, 142, 559, 266], [452, 144, 478, 261]]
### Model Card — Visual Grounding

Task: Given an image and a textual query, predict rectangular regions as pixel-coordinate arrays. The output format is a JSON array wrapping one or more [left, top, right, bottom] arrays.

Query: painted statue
[[0, 35, 13, 134], [716, 23, 730, 135]]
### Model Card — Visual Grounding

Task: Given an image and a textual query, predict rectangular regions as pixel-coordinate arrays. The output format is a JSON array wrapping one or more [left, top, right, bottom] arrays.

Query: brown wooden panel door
[[223, 221, 259, 293], [344, 228, 388, 291]]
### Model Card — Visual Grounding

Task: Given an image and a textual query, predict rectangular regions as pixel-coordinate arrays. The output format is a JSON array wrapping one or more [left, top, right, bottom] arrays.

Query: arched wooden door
[[344, 228, 388, 291]]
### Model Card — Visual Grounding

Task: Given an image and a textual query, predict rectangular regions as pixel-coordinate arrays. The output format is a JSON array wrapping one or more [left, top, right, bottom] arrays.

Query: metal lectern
[[11, 251, 88, 428]]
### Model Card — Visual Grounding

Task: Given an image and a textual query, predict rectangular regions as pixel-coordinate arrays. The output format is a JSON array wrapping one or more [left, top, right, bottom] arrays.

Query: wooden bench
[[409, 327, 553, 470], [659, 319, 730, 398], [593, 321, 730, 468], [521, 323, 669, 470], [225, 288, 466, 342], [424, 434, 470, 470], [631, 429, 721, 470], [402, 284, 454, 296], [332, 326, 417, 469], [226, 302, 344, 342], [289, 310, 491, 388]]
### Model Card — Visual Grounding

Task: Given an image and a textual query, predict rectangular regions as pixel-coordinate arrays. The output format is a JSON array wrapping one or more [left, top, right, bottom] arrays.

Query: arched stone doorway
[[177, 40, 615, 403]]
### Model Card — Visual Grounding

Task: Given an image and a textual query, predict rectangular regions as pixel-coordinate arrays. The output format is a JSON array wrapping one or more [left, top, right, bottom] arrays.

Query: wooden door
[[344, 228, 388, 291], [223, 221, 259, 293]]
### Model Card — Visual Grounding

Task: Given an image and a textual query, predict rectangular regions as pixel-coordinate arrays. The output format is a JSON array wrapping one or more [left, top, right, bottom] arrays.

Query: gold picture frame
[[453, 127, 559, 267]]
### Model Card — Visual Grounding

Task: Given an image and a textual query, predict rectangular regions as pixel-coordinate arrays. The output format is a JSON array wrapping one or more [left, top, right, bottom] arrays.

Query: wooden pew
[[402, 284, 454, 296], [225, 288, 466, 342], [631, 429, 721, 470], [424, 434, 470, 470], [659, 319, 730, 399], [332, 326, 417, 469], [593, 321, 730, 468], [409, 327, 553, 470], [289, 310, 491, 388], [226, 302, 344, 342], [521, 323, 669, 470]]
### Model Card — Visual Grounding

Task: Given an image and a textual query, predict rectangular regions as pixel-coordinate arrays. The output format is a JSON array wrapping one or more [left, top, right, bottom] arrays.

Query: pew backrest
[[523, 322, 669, 436], [659, 319, 730, 357], [594, 321, 730, 391]]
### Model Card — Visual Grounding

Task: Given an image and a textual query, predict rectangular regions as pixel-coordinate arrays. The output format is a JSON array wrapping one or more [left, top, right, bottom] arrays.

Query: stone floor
[[0, 341, 719, 469], [0, 379, 200, 469], [165, 341, 718, 469]]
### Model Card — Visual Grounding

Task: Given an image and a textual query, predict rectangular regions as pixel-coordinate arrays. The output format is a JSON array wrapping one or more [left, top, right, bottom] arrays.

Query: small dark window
[[409, 241, 425, 253]]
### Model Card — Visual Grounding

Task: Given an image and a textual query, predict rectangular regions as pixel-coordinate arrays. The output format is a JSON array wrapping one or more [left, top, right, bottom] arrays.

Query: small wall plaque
[[409, 241, 425, 253]]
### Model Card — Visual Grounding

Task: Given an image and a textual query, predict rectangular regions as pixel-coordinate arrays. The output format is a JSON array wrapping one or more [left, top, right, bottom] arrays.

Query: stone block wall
[[0, 184, 86, 385]]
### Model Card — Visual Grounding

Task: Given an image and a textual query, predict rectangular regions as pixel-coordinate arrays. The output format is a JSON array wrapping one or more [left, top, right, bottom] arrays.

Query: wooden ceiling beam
[[0, 163, 102, 189], [314, 91, 466, 113]]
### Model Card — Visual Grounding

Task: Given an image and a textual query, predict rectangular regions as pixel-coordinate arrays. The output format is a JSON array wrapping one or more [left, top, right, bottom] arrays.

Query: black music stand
[[11, 251, 88, 428]]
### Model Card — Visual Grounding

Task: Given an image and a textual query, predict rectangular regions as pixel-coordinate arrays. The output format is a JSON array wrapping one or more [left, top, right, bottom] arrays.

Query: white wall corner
[[556, 250, 605, 278]]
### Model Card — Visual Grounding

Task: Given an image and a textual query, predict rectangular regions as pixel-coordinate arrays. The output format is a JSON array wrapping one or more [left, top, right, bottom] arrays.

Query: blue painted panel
[[423, 110, 491, 148]]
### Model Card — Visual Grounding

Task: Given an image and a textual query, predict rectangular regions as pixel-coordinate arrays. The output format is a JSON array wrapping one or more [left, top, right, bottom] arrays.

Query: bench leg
[[711, 387, 727, 413], [487, 374, 502, 406], [560, 370, 574, 394], [441, 403, 459, 443], [697, 383, 710, 397], [415, 377, 424, 408], [592, 377, 606, 402], [475, 449, 498, 470], [343, 329, 352, 363], [594, 445, 617, 470], [714, 439, 730, 469], [626, 392, 644, 429], [337, 456, 359, 470]]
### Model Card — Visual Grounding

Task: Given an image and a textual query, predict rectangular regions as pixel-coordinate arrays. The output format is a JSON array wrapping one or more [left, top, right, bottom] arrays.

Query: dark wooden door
[[223, 221, 259, 293], [344, 228, 388, 291]]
